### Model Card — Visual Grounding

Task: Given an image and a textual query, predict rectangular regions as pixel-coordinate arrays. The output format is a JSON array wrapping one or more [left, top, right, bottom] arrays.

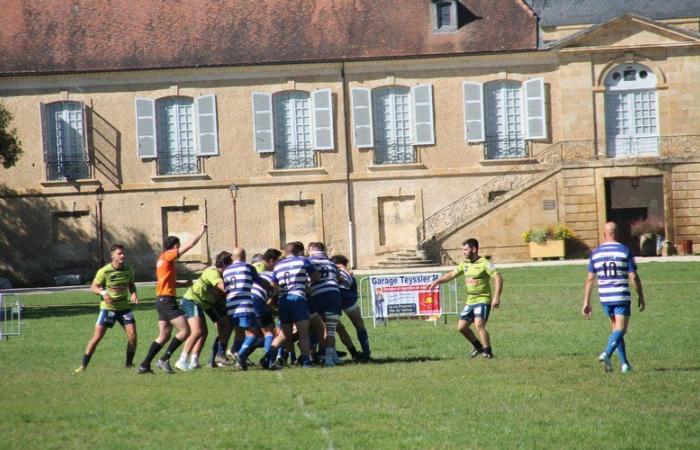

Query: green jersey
[[93, 263, 135, 311], [183, 267, 224, 309], [456, 257, 498, 305]]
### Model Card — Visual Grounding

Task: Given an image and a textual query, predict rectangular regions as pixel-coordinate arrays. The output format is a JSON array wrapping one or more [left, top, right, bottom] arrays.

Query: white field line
[[276, 372, 335, 450], [507, 280, 700, 287]]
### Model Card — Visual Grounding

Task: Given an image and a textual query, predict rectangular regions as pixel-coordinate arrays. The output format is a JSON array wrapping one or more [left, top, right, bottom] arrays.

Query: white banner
[[369, 273, 442, 325]]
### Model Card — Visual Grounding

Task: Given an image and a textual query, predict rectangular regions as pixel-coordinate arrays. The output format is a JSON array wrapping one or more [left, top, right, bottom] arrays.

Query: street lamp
[[95, 186, 105, 266], [229, 184, 239, 247]]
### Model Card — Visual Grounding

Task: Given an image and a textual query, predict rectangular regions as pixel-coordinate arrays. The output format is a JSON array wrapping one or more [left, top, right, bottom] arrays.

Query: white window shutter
[[524, 78, 547, 140], [311, 88, 334, 150], [39, 102, 50, 162], [79, 101, 91, 164], [411, 84, 435, 145], [463, 82, 485, 143], [351, 88, 374, 148], [252, 92, 274, 153], [195, 94, 219, 156], [135, 97, 157, 158]]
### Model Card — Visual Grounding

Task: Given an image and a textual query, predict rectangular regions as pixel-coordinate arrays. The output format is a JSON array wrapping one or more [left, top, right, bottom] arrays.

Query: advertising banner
[[369, 273, 441, 324]]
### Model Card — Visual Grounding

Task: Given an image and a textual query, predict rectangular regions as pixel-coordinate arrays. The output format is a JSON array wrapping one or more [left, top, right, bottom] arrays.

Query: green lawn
[[1, 263, 699, 449]]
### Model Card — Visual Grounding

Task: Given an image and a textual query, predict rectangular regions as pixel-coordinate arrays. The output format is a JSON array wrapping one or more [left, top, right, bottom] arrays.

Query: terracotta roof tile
[[0, 0, 537, 75]]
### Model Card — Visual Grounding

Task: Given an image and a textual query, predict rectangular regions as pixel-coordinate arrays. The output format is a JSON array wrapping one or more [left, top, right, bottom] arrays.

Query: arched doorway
[[604, 63, 659, 158]]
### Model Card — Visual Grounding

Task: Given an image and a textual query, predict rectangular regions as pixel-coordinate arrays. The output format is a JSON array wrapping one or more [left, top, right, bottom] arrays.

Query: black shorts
[[257, 312, 275, 329], [156, 296, 184, 321], [205, 301, 227, 324]]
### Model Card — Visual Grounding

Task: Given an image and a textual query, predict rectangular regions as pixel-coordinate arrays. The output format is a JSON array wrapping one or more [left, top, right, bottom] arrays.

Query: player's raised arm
[[177, 223, 208, 257]]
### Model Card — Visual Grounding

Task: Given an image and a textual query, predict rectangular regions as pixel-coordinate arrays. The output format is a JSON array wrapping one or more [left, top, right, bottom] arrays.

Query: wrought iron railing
[[157, 152, 201, 175], [484, 135, 529, 160], [274, 145, 317, 169], [374, 143, 416, 165], [417, 135, 700, 245], [45, 156, 91, 181]]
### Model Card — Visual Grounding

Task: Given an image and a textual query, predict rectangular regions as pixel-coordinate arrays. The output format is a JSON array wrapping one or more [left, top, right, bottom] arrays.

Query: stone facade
[[1, 13, 699, 285]]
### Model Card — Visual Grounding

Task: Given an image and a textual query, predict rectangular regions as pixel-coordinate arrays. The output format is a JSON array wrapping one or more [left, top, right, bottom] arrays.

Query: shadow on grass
[[367, 356, 444, 365], [23, 299, 156, 319], [651, 366, 700, 372]]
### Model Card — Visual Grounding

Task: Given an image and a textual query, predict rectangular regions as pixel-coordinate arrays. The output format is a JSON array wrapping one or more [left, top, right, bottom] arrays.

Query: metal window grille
[[274, 91, 317, 169], [372, 87, 415, 165], [46, 102, 89, 180], [157, 97, 199, 175]]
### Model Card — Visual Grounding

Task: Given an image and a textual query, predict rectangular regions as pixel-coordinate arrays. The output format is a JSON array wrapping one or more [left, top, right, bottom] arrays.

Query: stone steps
[[372, 248, 436, 269]]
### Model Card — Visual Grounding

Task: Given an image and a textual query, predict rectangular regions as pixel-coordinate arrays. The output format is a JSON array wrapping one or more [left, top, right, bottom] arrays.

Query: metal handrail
[[157, 151, 201, 175], [373, 143, 416, 165], [45, 156, 91, 181], [273, 145, 318, 169]]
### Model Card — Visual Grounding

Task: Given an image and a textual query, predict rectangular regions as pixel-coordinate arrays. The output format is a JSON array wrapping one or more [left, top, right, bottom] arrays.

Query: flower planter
[[529, 240, 565, 260]]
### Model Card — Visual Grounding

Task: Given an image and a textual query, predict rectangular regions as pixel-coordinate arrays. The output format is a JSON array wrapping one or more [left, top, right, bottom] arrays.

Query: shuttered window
[[41, 101, 90, 180], [273, 91, 316, 169], [372, 87, 414, 165], [484, 80, 526, 159], [156, 97, 198, 175]]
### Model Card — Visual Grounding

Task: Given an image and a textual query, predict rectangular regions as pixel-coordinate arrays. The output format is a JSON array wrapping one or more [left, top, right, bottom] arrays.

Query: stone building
[[0, 0, 698, 285]]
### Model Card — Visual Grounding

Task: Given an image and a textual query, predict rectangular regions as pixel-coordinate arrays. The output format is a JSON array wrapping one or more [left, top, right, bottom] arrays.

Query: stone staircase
[[372, 248, 436, 269]]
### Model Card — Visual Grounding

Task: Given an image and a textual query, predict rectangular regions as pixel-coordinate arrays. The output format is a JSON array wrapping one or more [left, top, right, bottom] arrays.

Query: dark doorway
[[605, 176, 664, 255]]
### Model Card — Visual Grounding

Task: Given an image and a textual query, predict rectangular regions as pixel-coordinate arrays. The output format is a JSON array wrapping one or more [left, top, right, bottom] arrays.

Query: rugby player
[[308, 242, 342, 367], [263, 241, 320, 369], [223, 247, 272, 370], [138, 224, 207, 374], [428, 238, 502, 358], [583, 222, 646, 373], [251, 249, 281, 367], [75, 244, 139, 372], [332, 254, 371, 362], [174, 251, 232, 371]]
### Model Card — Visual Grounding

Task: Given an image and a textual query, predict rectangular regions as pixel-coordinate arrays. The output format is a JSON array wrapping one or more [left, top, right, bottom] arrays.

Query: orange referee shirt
[[156, 248, 179, 297]]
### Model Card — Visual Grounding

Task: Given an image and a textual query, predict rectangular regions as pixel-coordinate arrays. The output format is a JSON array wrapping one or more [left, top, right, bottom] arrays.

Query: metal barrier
[[357, 276, 461, 324], [0, 294, 23, 341]]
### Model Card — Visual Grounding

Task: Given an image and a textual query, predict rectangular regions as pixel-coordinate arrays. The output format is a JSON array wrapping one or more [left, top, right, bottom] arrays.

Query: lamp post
[[95, 186, 105, 266], [228, 184, 239, 247]]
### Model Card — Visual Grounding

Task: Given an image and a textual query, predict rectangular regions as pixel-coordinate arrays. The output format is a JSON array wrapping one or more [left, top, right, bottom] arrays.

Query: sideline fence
[[358, 276, 460, 325], [0, 294, 23, 341]]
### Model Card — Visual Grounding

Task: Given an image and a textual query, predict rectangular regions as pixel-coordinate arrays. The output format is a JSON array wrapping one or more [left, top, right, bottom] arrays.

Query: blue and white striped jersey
[[338, 267, 358, 301], [272, 255, 315, 298], [251, 270, 274, 302], [588, 242, 637, 304], [223, 261, 263, 317], [308, 252, 340, 297]]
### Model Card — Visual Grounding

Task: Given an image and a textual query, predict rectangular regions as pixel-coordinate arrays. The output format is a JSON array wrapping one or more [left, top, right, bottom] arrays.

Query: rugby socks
[[357, 329, 371, 357], [160, 337, 183, 362], [126, 350, 135, 367], [238, 335, 257, 360], [483, 346, 493, 356], [82, 353, 93, 367], [264, 345, 278, 367], [190, 353, 199, 367], [467, 336, 483, 351], [264, 335, 274, 353], [140, 341, 164, 367], [605, 330, 625, 358], [178, 352, 189, 366], [232, 338, 244, 354], [209, 340, 220, 366], [616, 337, 629, 366]]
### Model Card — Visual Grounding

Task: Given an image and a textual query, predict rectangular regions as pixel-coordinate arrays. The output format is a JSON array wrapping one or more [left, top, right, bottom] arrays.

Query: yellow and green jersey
[[455, 257, 499, 305], [183, 267, 224, 310], [93, 263, 135, 311]]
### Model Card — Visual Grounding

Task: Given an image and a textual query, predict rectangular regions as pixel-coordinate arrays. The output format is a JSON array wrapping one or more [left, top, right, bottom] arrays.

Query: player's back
[[309, 253, 340, 296], [223, 261, 256, 315], [589, 242, 636, 303], [273, 255, 313, 297]]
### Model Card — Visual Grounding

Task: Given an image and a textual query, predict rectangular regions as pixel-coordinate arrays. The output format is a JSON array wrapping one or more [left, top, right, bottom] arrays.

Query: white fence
[[0, 294, 23, 341]]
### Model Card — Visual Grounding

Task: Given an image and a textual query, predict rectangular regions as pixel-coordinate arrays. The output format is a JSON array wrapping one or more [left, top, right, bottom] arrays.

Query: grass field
[[1, 262, 699, 449]]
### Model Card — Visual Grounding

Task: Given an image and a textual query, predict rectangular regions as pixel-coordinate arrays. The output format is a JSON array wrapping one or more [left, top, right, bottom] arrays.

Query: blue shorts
[[252, 297, 270, 318], [313, 291, 342, 317], [340, 292, 359, 312], [278, 293, 310, 324], [96, 309, 135, 328], [460, 303, 490, 323], [180, 298, 205, 319], [230, 313, 257, 330], [602, 302, 631, 317]]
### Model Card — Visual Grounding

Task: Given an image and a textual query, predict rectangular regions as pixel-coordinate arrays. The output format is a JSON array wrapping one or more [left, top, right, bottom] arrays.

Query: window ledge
[[151, 174, 210, 182], [367, 163, 427, 171], [479, 158, 538, 166], [268, 167, 327, 176], [41, 178, 100, 187]]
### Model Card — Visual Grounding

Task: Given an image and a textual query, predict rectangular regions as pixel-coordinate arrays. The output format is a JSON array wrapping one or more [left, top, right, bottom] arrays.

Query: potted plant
[[630, 217, 664, 256], [522, 224, 575, 260]]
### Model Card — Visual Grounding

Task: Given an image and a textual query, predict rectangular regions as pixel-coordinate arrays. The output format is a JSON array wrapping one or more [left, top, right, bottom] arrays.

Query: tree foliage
[[0, 102, 23, 168]]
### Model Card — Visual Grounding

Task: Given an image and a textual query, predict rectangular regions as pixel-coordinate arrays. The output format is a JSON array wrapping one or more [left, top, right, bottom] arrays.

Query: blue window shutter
[[411, 84, 435, 145], [463, 81, 485, 142], [195, 94, 219, 156], [524, 78, 547, 140], [351, 88, 374, 148], [135, 97, 157, 158], [311, 88, 334, 150]]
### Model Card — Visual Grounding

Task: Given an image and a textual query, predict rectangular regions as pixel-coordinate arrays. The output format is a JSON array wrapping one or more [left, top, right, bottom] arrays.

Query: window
[[484, 80, 526, 159], [273, 91, 316, 169], [41, 101, 90, 180], [135, 95, 219, 173], [431, 0, 457, 33], [156, 97, 198, 175], [350, 85, 434, 164], [604, 63, 659, 158]]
